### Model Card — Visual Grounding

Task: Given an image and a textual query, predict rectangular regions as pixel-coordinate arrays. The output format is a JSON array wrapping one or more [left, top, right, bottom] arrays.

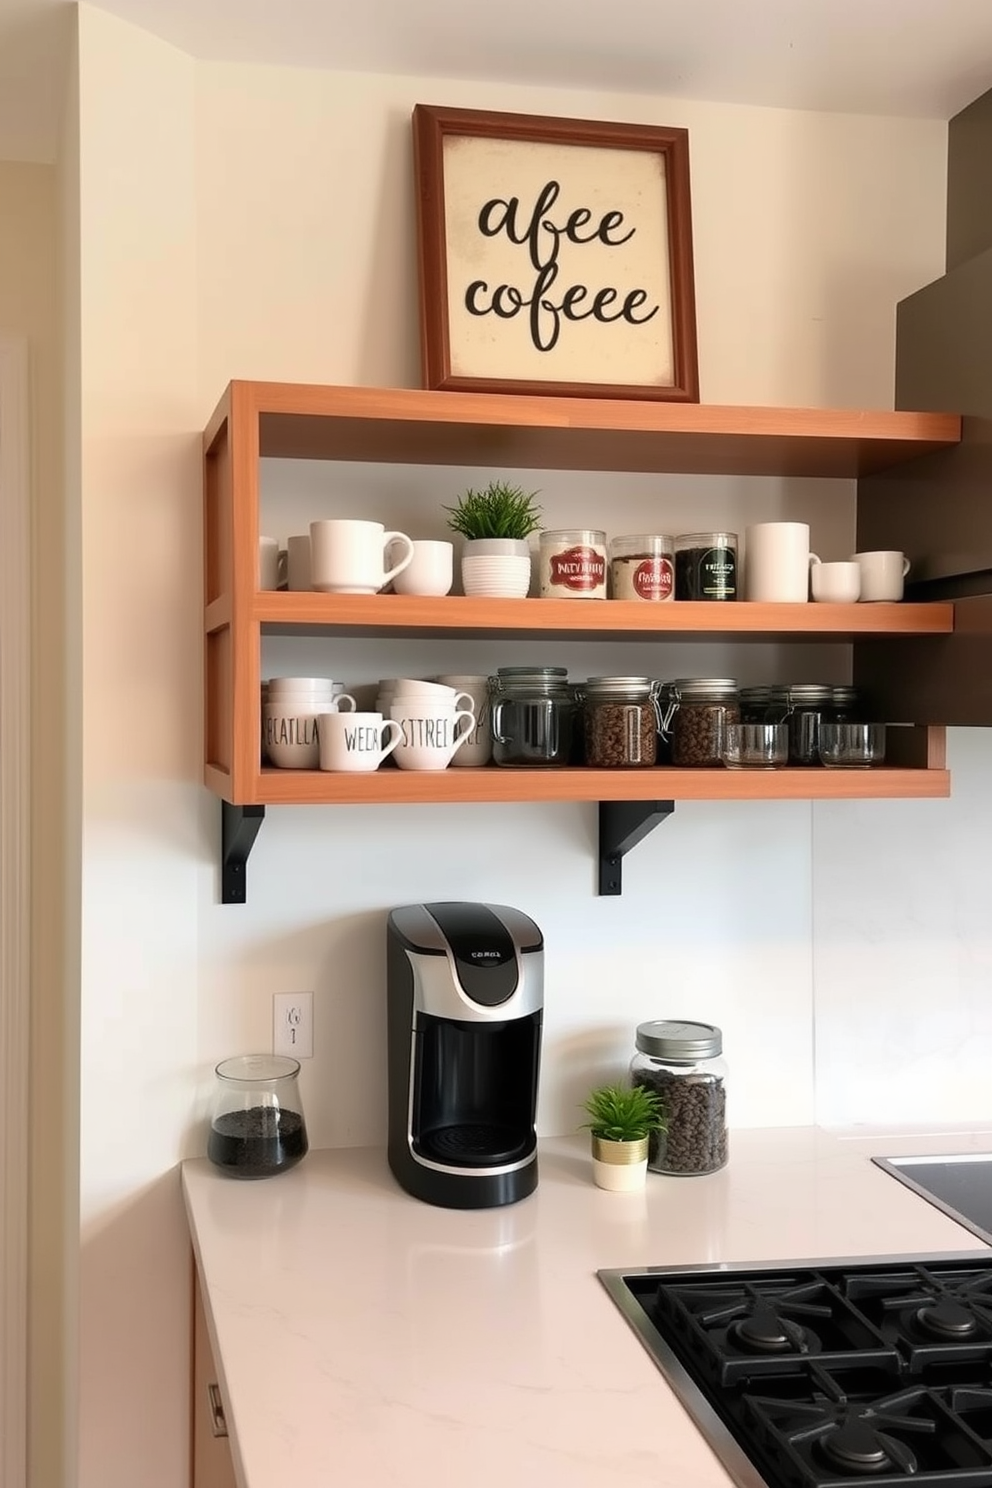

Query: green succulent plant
[[581, 1082, 667, 1144], [443, 479, 543, 541]]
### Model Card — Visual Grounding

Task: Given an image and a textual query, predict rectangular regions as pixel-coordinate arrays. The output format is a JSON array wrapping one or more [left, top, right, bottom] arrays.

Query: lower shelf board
[[239, 765, 950, 806]]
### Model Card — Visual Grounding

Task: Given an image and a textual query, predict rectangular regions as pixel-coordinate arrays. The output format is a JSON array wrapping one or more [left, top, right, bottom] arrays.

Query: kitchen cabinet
[[192, 1264, 237, 1488], [203, 380, 960, 898]]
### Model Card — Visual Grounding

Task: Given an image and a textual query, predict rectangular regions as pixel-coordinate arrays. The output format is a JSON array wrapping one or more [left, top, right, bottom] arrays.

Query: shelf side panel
[[205, 626, 233, 783]]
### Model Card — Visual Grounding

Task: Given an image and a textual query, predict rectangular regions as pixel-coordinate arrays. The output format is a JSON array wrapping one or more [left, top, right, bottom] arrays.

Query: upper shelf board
[[242, 594, 954, 641], [205, 381, 961, 480]]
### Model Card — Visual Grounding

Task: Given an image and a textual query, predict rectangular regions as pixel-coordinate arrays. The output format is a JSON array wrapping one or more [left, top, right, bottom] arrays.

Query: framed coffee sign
[[412, 104, 699, 402]]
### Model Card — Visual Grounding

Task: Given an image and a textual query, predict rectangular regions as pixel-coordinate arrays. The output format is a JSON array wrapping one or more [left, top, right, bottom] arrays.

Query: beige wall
[[72, 10, 952, 1487], [0, 158, 70, 1488]]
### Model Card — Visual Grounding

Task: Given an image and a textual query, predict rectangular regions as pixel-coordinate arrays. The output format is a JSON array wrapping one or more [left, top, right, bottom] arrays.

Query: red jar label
[[633, 556, 674, 601], [549, 545, 607, 592]]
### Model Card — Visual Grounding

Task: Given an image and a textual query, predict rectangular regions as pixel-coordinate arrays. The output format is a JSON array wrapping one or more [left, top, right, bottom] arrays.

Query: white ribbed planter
[[460, 538, 532, 598], [591, 1135, 650, 1192]]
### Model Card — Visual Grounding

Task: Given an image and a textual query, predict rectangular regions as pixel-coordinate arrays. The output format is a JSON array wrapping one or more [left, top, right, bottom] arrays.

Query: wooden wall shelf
[[237, 593, 955, 642], [203, 380, 962, 898]]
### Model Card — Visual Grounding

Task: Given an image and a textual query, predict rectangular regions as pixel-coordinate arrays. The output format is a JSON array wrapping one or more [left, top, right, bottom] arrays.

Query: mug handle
[[377, 719, 405, 763], [448, 708, 477, 756], [902, 556, 911, 577], [333, 693, 357, 713], [381, 531, 415, 586], [808, 552, 822, 567]]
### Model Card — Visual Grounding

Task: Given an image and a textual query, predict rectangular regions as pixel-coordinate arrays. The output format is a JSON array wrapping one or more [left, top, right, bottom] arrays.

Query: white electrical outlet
[[273, 991, 313, 1059]]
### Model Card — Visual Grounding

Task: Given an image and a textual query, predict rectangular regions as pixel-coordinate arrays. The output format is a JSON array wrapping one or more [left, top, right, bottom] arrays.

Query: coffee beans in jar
[[609, 534, 674, 601], [583, 677, 661, 767], [630, 1020, 728, 1176], [668, 678, 740, 767]]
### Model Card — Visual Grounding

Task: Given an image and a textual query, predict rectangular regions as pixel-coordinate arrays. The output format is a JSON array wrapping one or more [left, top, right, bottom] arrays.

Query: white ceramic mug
[[286, 534, 312, 591], [258, 536, 285, 591], [745, 523, 820, 603], [809, 559, 862, 603], [389, 699, 476, 771], [435, 674, 492, 767], [851, 549, 911, 602], [310, 519, 415, 595], [263, 695, 356, 769], [317, 711, 404, 772], [391, 539, 454, 597]]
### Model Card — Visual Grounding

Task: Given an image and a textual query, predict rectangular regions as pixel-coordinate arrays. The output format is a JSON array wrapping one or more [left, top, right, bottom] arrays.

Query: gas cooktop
[[599, 1254, 992, 1488]]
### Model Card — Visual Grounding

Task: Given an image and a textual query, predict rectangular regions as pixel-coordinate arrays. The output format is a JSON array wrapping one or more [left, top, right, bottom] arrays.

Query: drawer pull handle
[[207, 1382, 229, 1438]]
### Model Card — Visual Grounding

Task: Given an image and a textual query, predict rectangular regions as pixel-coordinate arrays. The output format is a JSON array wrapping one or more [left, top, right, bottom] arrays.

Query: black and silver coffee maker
[[386, 901, 544, 1209]]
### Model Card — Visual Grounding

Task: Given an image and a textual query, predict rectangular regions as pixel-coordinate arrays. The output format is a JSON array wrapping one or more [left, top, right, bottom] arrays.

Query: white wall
[[75, 11, 200, 1488], [72, 10, 964, 1487]]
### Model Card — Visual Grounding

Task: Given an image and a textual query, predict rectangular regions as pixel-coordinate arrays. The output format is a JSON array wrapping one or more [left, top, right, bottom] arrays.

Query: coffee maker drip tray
[[418, 1123, 535, 1168]]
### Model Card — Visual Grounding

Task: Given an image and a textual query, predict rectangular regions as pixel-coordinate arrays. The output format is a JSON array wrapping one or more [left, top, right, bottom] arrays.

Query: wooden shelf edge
[[233, 379, 962, 445], [215, 766, 951, 807], [253, 594, 954, 638]]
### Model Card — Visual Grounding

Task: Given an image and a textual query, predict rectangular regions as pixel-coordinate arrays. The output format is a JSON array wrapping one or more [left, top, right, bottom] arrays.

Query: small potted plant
[[582, 1081, 666, 1192], [443, 480, 542, 598]]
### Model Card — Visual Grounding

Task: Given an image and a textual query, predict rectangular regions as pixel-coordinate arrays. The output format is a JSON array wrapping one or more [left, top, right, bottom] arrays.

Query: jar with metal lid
[[831, 685, 861, 719], [630, 1020, 728, 1176], [609, 535, 674, 602], [489, 666, 576, 767], [674, 532, 738, 601], [583, 676, 661, 767], [785, 683, 864, 765], [539, 529, 607, 599], [667, 678, 740, 767], [739, 684, 791, 724]]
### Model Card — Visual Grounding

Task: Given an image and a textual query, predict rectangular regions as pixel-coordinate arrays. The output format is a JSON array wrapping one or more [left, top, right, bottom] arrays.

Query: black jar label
[[675, 544, 737, 601]]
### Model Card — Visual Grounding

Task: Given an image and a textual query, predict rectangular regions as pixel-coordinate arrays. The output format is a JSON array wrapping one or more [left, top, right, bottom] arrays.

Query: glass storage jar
[[489, 666, 576, 767], [674, 532, 738, 601], [785, 683, 863, 765], [207, 1054, 309, 1180], [668, 678, 740, 766], [630, 1020, 728, 1175], [739, 684, 791, 724], [608, 534, 674, 602], [583, 676, 661, 767], [538, 529, 607, 599]]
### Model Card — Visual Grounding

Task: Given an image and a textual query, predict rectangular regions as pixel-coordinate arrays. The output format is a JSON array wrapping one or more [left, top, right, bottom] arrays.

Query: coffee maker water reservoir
[[386, 902, 544, 1209]]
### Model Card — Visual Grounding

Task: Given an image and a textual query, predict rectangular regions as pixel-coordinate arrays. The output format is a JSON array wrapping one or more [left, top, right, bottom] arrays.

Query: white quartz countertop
[[182, 1127, 992, 1488]]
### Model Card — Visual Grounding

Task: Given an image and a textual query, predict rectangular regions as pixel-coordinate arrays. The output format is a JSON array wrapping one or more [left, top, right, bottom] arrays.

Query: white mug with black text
[[317, 711, 404, 772]]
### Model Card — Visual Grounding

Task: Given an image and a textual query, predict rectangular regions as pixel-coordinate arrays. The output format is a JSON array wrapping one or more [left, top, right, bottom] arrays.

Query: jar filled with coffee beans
[[583, 676, 661, 767], [630, 1020, 728, 1176], [668, 678, 740, 766]]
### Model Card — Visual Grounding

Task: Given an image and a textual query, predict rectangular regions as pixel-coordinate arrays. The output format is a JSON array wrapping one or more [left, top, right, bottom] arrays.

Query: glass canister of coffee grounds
[[674, 532, 738, 600], [630, 1020, 728, 1176], [207, 1054, 309, 1179], [489, 666, 576, 767]]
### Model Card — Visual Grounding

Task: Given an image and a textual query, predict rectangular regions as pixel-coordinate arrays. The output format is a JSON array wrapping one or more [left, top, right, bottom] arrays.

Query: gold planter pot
[[590, 1135, 650, 1191]]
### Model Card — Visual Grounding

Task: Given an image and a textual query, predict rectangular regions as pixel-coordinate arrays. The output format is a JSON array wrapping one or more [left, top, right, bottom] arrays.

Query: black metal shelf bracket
[[221, 802, 265, 904], [598, 800, 675, 895]]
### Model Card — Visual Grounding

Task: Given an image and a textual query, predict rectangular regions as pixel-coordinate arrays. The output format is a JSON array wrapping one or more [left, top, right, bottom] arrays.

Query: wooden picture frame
[[412, 104, 699, 403]]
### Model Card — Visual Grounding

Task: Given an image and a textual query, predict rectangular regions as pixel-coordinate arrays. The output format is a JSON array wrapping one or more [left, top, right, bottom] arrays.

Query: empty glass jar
[[489, 666, 577, 767], [207, 1054, 309, 1180]]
